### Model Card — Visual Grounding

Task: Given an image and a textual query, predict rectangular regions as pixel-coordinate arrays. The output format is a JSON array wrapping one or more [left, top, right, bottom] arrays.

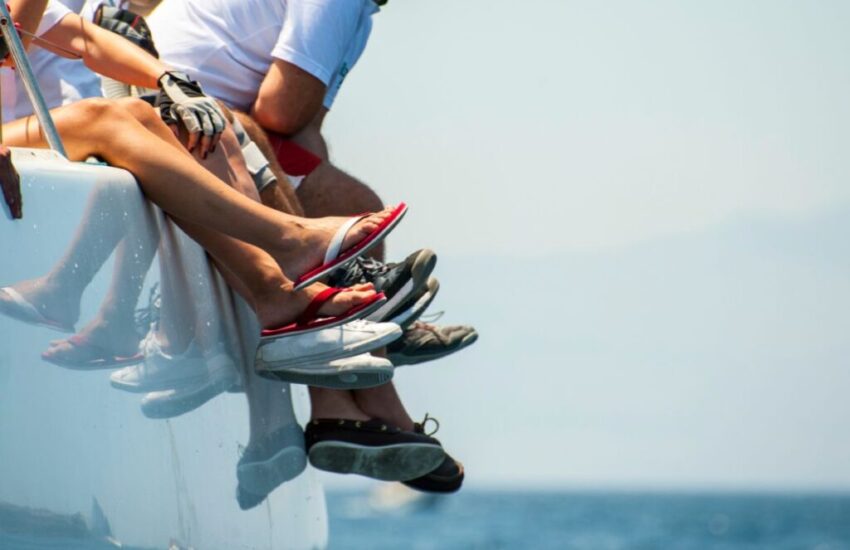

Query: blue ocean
[[326, 490, 850, 550], [2, 491, 850, 549]]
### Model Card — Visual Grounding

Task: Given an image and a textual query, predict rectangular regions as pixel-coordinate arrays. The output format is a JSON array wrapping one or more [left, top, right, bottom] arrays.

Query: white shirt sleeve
[[271, 0, 366, 85], [35, 1, 72, 37]]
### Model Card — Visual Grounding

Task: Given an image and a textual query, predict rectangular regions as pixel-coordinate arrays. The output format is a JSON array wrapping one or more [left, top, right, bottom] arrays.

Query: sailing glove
[[93, 5, 159, 57], [156, 71, 226, 151]]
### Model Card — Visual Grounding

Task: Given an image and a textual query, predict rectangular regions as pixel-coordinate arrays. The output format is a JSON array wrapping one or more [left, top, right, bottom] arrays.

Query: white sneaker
[[257, 352, 394, 389], [255, 319, 402, 372], [140, 351, 239, 419], [110, 335, 210, 394]]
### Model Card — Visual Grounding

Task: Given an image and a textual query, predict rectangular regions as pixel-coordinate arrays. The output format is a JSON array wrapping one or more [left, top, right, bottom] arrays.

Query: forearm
[[8, 0, 50, 48], [73, 19, 165, 88], [41, 15, 166, 88]]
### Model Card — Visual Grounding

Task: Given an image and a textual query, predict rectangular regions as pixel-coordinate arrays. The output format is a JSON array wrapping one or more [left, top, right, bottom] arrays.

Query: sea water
[[3, 490, 850, 548], [326, 490, 850, 550]]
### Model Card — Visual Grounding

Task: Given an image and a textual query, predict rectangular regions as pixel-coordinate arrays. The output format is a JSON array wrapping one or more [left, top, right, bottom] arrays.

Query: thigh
[[1, 100, 112, 160]]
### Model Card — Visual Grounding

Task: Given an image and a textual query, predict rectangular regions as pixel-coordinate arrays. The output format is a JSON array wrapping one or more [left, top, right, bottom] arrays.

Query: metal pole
[[0, 2, 66, 156]]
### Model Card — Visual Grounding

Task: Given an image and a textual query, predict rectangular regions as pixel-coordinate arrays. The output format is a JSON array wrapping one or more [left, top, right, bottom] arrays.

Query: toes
[[350, 283, 375, 292], [342, 289, 377, 305], [41, 341, 70, 358]]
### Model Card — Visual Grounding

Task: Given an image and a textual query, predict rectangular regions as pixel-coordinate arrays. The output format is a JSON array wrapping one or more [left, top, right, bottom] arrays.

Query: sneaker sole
[[255, 326, 401, 374], [140, 370, 239, 419], [308, 441, 445, 481], [237, 446, 308, 496], [261, 363, 394, 390], [390, 330, 479, 367], [390, 277, 440, 329], [110, 370, 210, 394]]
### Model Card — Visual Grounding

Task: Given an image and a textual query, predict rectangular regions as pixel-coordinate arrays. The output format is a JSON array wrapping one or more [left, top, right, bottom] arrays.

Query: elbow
[[251, 101, 313, 137]]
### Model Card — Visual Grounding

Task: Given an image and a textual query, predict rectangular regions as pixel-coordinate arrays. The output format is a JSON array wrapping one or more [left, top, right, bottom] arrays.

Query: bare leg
[[240, 113, 415, 426], [308, 388, 370, 422], [289, 114, 386, 261], [352, 383, 415, 431], [0, 98, 395, 281], [1, 180, 156, 331]]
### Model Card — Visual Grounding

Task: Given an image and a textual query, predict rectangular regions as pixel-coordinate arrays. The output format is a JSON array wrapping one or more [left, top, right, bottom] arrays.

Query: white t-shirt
[[147, 0, 378, 112], [1, 0, 102, 122]]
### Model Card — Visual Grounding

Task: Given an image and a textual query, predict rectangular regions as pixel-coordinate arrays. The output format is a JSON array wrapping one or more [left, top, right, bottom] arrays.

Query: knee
[[70, 98, 142, 141], [116, 97, 161, 128], [76, 97, 122, 121], [75, 97, 155, 130]]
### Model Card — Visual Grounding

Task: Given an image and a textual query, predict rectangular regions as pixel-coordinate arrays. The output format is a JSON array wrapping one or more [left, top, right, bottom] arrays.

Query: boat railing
[[0, 2, 66, 155]]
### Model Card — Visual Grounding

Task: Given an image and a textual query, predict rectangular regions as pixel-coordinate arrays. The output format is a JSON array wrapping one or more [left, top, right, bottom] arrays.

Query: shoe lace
[[416, 311, 445, 326], [134, 283, 161, 337], [358, 256, 391, 276], [403, 321, 456, 347], [418, 413, 440, 436], [330, 257, 390, 286]]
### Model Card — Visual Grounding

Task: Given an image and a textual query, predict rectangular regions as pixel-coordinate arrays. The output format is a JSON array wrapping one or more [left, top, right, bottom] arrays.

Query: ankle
[[309, 388, 371, 421], [255, 285, 308, 330]]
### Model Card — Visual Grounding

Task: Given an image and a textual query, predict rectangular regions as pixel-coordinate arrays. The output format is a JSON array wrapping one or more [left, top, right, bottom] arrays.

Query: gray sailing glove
[[156, 71, 226, 154], [93, 5, 159, 57]]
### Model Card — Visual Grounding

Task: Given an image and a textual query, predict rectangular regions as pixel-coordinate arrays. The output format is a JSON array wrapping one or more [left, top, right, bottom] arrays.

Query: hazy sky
[[328, 0, 850, 256], [319, 0, 850, 490]]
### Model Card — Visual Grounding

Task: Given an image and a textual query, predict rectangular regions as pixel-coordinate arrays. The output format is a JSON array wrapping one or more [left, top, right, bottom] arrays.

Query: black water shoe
[[305, 418, 444, 481], [329, 249, 436, 324], [402, 416, 464, 493]]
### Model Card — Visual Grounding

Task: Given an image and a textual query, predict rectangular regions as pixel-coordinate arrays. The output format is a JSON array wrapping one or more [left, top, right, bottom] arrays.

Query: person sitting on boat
[[145, 0, 470, 498], [0, 0, 449, 493], [8, 0, 464, 502], [146, 0, 478, 366]]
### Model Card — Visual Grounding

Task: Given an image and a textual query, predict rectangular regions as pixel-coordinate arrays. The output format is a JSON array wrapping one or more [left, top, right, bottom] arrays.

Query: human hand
[[156, 71, 226, 159]]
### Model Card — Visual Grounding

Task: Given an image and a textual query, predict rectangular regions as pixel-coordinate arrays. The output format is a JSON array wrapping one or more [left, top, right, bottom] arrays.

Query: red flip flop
[[293, 203, 408, 291], [41, 334, 143, 370], [261, 287, 387, 339]]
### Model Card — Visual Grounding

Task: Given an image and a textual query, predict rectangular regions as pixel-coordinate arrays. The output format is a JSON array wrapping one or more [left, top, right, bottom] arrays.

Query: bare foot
[[276, 206, 398, 280], [255, 282, 376, 331], [42, 315, 141, 365], [0, 276, 81, 331]]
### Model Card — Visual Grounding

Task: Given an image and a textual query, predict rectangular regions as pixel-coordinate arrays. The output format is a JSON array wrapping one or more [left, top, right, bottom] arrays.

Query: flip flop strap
[[296, 287, 346, 325], [324, 215, 366, 264]]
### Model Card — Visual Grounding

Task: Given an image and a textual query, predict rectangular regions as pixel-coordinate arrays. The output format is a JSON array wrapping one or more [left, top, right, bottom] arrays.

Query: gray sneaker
[[236, 423, 307, 510], [386, 322, 478, 366]]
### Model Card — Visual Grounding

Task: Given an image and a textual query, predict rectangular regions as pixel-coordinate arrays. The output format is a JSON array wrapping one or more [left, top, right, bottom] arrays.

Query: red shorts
[[265, 133, 322, 177]]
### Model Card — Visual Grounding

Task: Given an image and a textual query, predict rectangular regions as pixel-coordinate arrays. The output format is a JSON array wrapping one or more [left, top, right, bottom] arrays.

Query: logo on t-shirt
[[336, 63, 350, 91]]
